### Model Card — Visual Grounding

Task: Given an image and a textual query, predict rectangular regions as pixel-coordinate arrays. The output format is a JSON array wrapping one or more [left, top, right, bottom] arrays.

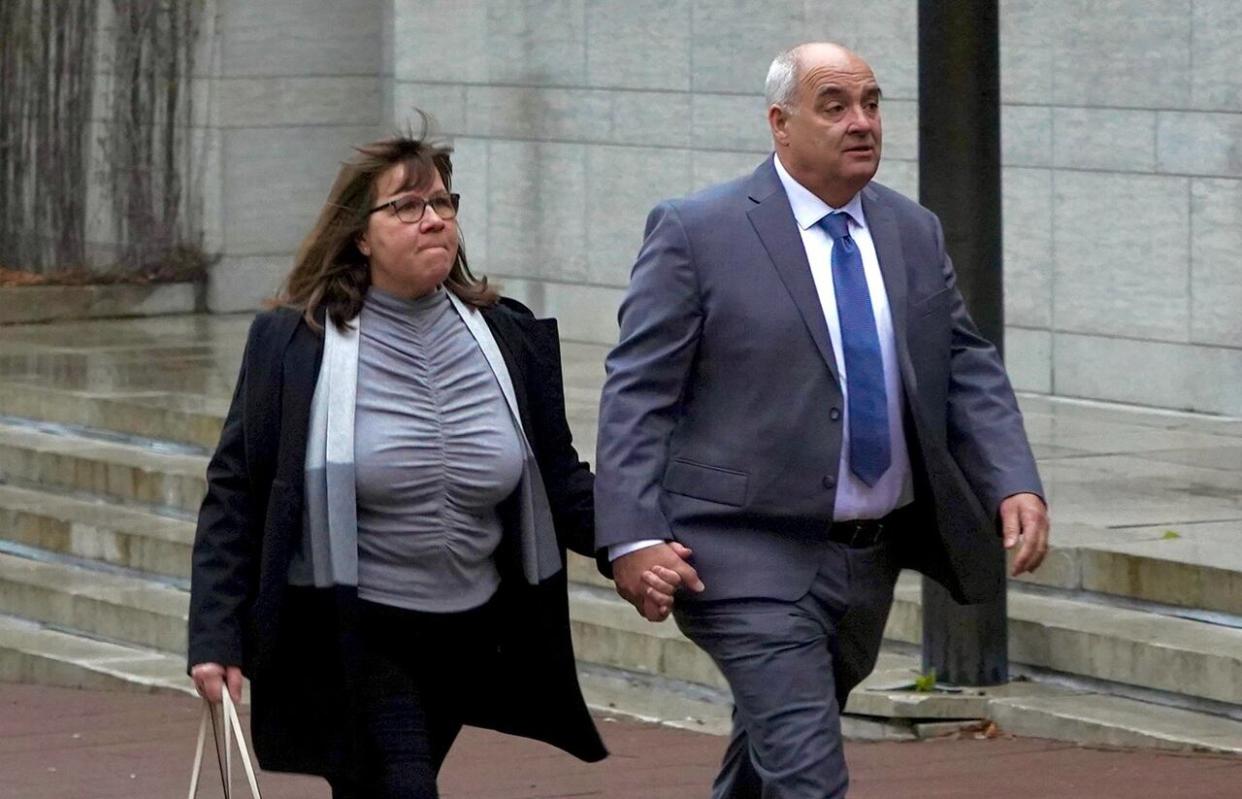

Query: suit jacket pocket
[[662, 458, 748, 507]]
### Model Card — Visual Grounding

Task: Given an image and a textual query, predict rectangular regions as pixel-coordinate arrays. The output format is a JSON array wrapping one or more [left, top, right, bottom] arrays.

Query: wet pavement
[[3, 683, 1241, 798]]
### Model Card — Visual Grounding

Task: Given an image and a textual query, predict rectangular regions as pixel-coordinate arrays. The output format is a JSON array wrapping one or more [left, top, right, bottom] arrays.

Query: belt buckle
[[851, 520, 884, 548]]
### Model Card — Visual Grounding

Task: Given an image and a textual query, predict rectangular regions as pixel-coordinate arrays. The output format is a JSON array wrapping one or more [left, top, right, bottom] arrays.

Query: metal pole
[[917, 0, 1008, 686]]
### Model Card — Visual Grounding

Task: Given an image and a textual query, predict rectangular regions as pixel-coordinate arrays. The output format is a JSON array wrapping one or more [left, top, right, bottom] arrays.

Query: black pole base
[[920, 577, 1008, 686]]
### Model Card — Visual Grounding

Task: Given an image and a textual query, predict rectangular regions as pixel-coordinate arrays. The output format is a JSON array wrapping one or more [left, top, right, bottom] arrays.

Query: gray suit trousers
[[673, 540, 901, 799]]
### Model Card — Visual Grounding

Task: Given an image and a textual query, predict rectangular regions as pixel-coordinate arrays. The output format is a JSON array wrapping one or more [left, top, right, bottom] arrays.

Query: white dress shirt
[[610, 157, 913, 561], [773, 154, 913, 521]]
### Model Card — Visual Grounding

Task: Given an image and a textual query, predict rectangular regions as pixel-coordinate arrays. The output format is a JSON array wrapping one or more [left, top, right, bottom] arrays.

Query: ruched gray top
[[354, 286, 524, 612]]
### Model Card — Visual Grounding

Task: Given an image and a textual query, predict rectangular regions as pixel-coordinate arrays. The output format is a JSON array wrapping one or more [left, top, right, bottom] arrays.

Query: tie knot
[[819, 212, 852, 241]]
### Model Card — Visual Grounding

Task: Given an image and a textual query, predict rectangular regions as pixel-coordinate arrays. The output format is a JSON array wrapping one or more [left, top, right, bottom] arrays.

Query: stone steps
[[570, 555, 1242, 708], [988, 691, 1242, 753], [0, 419, 207, 514], [1018, 533, 1242, 619], [887, 574, 1242, 706], [0, 551, 188, 654], [0, 381, 225, 451], [0, 402, 1240, 753], [0, 483, 194, 581], [0, 612, 189, 696]]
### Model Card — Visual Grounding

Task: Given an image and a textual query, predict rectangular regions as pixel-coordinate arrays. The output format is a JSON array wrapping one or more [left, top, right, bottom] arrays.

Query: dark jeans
[[331, 596, 499, 799]]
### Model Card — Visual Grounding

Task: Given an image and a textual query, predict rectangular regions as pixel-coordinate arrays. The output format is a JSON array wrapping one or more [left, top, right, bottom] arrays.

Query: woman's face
[[358, 163, 458, 299]]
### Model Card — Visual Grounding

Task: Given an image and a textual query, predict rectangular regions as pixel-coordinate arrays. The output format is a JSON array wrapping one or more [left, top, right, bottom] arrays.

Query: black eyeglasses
[[367, 192, 460, 224]]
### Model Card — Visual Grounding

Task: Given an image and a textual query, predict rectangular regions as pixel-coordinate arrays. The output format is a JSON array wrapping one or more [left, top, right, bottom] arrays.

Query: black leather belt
[[828, 506, 911, 548]]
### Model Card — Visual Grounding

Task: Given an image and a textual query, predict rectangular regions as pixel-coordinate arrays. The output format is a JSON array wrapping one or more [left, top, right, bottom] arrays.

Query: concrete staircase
[[2, 376, 1242, 752]]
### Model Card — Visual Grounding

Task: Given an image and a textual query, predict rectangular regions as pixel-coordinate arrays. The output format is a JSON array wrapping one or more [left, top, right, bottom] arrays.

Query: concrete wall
[[998, 0, 1242, 414], [205, 0, 1242, 416], [202, 0, 388, 311]]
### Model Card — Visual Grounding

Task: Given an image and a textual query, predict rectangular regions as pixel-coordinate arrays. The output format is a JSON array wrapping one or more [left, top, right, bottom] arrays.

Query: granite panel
[[1050, 0, 1192, 109], [692, 150, 767, 192], [880, 98, 917, 162], [610, 91, 693, 148], [1191, 0, 1242, 111], [390, 83, 467, 134], [465, 85, 612, 142], [486, 140, 588, 282], [218, 0, 384, 77], [691, 93, 771, 151], [1054, 334, 1242, 416], [691, 0, 805, 94], [1005, 327, 1052, 394], [1053, 108, 1157, 173], [586, 0, 691, 91], [1003, 105, 1053, 168], [542, 281, 626, 345], [215, 76, 382, 128], [1157, 112, 1242, 178], [586, 146, 692, 286], [873, 159, 917, 200], [1190, 178, 1242, 347], [999, 0, 1058, 105], [1051, 171, 1190, 341], [222, 125, 382, 255], [486, 0, 587, 86], [1002, 167, 1053, 329], [392, 0, 488, 83]]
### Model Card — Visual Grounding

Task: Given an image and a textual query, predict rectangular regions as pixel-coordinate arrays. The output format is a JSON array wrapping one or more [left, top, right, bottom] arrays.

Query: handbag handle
[[187, 690, 263, 799]]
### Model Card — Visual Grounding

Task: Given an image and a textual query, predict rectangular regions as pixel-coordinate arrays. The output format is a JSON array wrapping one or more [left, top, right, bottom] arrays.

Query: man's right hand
[[613, 542, 705, 622], [191, 662, 243, 704]]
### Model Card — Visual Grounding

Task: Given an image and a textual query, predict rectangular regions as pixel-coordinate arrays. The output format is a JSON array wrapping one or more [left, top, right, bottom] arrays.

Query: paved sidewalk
[[3, 683, 1240, 798]]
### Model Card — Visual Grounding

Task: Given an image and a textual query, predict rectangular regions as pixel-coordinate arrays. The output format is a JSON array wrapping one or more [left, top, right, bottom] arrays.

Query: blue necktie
[[819, 212, 890, 486]]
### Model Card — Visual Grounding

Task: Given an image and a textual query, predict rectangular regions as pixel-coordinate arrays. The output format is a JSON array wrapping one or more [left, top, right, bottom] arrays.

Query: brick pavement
[[3, 683, 1241, 798]]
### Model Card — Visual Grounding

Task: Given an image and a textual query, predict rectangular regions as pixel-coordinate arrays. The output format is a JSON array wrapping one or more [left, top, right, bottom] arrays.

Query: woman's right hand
[[190, 662, 243, 703]]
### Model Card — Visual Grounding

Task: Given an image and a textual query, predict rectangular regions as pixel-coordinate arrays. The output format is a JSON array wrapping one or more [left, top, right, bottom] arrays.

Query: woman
[[187, 127, 614, 797]]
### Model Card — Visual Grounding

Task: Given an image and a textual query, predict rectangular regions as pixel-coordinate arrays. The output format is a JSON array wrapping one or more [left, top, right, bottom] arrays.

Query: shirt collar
[[772, 153, 868, 232]]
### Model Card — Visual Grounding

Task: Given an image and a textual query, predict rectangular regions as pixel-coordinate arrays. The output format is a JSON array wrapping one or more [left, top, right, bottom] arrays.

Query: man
[[594, 43, 1049, 797]]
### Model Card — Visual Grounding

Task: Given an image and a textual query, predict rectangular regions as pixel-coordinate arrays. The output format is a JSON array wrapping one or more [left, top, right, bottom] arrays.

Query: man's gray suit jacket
[[594, 156, 1043, 605]]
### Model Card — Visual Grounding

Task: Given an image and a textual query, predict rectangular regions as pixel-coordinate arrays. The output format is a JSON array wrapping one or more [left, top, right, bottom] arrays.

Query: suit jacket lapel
[[745, 159, 841, 386], [861, 185, 918, 392]]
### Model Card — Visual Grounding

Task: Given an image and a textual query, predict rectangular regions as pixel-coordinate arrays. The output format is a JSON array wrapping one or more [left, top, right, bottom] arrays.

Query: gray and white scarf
[[288, 290, 563, 589]]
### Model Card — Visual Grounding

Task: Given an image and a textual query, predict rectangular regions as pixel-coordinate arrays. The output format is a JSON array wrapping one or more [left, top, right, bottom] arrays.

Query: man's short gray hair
[[764, 47, 801, 109]]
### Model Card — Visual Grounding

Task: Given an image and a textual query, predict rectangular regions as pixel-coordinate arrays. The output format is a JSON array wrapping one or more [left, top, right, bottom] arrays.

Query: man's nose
[[846, 105, 874, 133]]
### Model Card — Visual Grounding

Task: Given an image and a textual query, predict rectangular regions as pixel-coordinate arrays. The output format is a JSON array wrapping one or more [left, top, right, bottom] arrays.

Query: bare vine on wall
[[104, 0, 204, 277], [0, 0, 99, 274], [0, 0, 206, 280]]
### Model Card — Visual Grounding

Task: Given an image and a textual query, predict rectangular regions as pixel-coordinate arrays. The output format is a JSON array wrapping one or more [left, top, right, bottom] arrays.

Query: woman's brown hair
[[275, 119, 498, 331]]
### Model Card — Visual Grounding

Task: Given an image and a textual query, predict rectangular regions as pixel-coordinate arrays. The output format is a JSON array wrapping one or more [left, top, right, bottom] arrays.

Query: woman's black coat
[[188, 298, 607, 780]]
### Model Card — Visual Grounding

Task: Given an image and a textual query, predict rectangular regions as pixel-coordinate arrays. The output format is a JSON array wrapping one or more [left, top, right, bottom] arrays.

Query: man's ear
[[768, 105, 789, 145]]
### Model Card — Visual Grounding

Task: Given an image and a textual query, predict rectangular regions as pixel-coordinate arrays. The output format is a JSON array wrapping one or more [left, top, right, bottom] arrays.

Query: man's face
[[772, 46, 883, 205]]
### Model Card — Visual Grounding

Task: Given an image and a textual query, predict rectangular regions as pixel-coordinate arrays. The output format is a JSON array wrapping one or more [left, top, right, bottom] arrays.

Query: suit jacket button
[[829, 407, 842, 421], [822, 475, 836, 489]]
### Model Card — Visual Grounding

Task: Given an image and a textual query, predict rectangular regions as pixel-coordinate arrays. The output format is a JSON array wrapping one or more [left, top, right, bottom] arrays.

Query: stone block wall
[[201, 0, 1242, 415], [202, 0, 388, 311], [997, 0, 1242, 414]]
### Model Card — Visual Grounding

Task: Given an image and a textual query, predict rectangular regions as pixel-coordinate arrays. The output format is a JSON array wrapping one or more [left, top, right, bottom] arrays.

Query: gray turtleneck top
[[354, 286, 524, 612]]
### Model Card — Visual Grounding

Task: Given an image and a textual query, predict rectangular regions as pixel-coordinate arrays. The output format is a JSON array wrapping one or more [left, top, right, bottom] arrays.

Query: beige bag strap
[[187, 692, 263, 799]]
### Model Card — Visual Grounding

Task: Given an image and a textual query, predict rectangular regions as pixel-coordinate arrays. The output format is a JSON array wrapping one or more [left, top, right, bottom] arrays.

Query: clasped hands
[[612, 541, 705, 622]]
